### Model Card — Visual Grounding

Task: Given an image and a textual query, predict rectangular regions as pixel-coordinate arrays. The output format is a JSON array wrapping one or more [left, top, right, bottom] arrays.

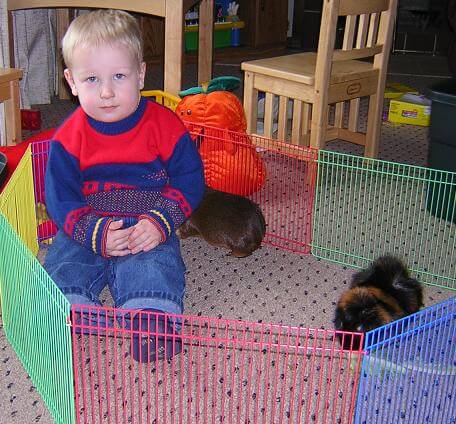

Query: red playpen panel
[[31, 124, 318, 254], [72, 306, 364, 424]]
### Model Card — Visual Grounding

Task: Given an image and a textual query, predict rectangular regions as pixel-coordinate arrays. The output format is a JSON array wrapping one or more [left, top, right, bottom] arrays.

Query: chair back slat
[[333, 45, 383, 61], [367, 13, 380, 47], [356, 14, 370, 48], [339, 0, 390, 16], [342, 14, 357, 49], [328, 0, 396, 62]]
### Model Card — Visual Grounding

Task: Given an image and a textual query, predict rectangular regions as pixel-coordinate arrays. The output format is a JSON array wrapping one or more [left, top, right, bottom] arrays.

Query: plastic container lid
[[426, 79, 456, 106]]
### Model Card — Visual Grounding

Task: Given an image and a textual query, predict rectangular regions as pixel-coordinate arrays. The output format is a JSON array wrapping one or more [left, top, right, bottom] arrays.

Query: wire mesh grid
[[312, 150, 456, 290], [0, 213, 74, 424], [187, 124, 318, 253], [71, 305, 364, 424], [355, 296, 456, 424], [0, 145, 39, 255], [31, 125, 318, 254], [31, 140, 57, 242]]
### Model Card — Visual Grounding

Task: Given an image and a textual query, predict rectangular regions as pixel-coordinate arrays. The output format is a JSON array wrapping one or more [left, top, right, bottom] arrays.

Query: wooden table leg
[[197, 0, 213, 85], [57, 9, 71, 100], [4, 77, 22, 145], [164, 0, 184, 96]]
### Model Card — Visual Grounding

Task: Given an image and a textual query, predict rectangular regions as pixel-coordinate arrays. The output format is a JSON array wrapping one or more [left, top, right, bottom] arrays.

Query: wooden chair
[[241, 0, 398, 158]]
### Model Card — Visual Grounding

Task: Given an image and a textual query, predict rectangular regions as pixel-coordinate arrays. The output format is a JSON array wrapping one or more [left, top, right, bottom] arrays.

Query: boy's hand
[[105, 220, 134, 257], [128, 219, 163, 254]]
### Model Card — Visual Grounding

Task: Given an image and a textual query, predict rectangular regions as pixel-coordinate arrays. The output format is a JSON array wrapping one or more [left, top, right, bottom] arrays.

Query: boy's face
[[64, 43, 146, 123]]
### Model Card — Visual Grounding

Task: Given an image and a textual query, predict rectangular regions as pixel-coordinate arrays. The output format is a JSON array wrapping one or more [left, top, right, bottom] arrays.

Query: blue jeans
[[44, 231, 186, 314]]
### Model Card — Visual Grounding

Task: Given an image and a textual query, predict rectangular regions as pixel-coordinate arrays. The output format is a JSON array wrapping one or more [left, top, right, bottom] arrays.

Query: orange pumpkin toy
[[176, 77, 266, 196]]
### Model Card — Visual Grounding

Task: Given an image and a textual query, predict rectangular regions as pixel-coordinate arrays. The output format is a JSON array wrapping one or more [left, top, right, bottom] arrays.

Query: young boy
[[43, 9, 205, 362]]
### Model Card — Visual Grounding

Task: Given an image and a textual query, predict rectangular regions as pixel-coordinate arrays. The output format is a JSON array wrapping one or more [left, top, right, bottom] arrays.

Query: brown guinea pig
[[176, 187, 266, 257]]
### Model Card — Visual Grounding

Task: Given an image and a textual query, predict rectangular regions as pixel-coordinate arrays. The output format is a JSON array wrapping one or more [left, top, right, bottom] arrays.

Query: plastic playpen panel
[[0, 116, 455, 423], [355, 297, 456, 424], [0, 145, 38, 255], [71, 305, 364, 424], [31, 126, 318, 254], [0, 213, 75, 424], [312, 150, 456, 290]]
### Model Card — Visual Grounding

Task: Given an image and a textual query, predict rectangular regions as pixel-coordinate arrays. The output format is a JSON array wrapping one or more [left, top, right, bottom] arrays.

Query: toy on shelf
[[215, 3, 224, 23], [184, 5, 199, 26], [227, 2, 239, 21], [176, 77, 266, 196]]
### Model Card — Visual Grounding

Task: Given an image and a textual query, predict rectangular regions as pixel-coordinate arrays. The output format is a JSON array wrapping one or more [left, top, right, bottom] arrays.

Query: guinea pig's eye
[[186, 109, 192, 115]]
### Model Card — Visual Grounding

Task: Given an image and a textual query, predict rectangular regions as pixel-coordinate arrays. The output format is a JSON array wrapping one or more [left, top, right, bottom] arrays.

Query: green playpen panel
[[0, 213, 75, 424], [312, 150, 456, 290]]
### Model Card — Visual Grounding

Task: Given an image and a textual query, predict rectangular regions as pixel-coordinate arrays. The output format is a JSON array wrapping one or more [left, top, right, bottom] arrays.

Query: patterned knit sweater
[[45, 97, 205, 257]]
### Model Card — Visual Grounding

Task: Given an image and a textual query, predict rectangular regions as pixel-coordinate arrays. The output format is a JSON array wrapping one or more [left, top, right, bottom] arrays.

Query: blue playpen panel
[[355, 297, 456, 424]]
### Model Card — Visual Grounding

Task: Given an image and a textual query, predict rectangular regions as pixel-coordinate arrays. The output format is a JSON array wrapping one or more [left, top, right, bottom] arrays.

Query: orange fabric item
[[176, 91, 247, 134], [176, 91, 266, 195], [202, 145, 266, 196]]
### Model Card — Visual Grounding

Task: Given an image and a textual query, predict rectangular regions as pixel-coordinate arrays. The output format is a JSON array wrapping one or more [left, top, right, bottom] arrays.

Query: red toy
[[176, 77, 266, 196], [21, 109, 42, 131]]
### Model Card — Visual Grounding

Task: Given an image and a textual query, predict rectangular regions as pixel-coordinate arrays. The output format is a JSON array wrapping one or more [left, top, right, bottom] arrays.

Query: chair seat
[[241, 52, 376, 86]]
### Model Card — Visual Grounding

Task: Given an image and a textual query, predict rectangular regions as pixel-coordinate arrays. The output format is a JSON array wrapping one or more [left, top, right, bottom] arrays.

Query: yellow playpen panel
[[0, 145, 38, 255]]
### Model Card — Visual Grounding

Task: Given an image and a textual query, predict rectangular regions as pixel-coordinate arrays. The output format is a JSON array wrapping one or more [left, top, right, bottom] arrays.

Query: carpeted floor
[[1, 52, 455, 423]]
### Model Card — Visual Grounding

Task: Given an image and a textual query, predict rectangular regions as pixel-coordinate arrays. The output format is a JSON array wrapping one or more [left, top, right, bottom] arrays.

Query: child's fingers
[[109, 220, 124, 230], [141, 239, 160, 252], [113, 241, 130, 251], [129, 232, 161, 253], [110, 227, 134, 242], [128, 231, 148, 247], [129, 239, 148, 254], [107, 248, 131, 257], [131, 238, 159, 254]]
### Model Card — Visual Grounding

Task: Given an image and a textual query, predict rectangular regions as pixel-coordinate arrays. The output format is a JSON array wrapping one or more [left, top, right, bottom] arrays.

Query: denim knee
[[44, 231, 108, 303], [110, 235, 186, 314]]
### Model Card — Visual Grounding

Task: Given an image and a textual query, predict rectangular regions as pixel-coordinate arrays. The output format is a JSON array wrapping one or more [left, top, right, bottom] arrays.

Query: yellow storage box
[[384, 82, 418, 99], [388, 93, 431, 127]]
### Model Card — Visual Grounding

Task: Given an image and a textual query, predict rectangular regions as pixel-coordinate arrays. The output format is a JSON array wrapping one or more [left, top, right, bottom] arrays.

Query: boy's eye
[[114, 73, 126, 80], [86, 76, 98, 83]]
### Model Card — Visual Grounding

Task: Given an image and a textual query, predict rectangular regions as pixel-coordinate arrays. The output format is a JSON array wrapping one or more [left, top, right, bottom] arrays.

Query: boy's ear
[[64, 69, 78, 96], [138, 62, 146, 90]]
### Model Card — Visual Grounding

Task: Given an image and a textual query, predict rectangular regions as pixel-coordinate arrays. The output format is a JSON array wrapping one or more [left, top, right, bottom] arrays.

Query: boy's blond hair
[[62, 9, 143, 68]]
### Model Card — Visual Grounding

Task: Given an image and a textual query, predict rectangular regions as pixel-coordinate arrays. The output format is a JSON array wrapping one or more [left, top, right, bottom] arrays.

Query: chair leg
[[309, 101, 328, 150], [5, 78, 22, 145], [243, 72, 258, 135], [365, 93, 383, 158]]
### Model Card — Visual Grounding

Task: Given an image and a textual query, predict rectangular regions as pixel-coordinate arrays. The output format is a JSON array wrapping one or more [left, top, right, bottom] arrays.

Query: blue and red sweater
[[45, 97, 204, 257]]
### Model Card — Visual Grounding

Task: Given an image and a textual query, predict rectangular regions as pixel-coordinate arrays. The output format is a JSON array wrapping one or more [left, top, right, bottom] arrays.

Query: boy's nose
[[100, 82, 114, 99]]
